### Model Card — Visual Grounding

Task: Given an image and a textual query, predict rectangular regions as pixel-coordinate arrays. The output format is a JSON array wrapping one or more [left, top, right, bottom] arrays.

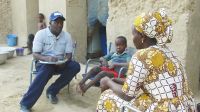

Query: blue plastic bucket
[[7, 34, 17, 46]]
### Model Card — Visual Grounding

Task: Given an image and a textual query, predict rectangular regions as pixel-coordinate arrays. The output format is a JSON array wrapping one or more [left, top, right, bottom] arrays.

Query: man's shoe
[[46, 93, 58, 104], [20, 105, 31, 112]]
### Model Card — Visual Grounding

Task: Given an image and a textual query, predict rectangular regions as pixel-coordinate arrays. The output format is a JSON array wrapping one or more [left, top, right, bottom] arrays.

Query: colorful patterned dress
[[96, 45, 196, 112]]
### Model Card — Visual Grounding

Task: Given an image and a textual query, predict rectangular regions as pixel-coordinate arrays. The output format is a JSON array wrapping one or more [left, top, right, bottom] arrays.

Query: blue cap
[[49, 11, 65, 21]]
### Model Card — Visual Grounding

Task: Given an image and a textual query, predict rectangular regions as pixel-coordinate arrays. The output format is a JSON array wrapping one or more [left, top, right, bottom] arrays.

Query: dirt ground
[[0, 53, 101, 112]]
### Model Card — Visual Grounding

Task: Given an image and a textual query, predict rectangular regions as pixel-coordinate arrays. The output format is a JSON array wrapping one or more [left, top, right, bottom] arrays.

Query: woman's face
[[132, 27, 144, 49]]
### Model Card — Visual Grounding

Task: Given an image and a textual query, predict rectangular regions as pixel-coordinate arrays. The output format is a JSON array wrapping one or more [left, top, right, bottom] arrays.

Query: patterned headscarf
[[133, 8, 173, 45]]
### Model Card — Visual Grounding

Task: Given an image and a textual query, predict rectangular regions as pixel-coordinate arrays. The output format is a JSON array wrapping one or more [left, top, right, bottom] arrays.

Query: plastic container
[[0, 51, 8, 65], [0, 47, 16, 59], [7, 34, 17, 46], [16, 48, 24, 56]]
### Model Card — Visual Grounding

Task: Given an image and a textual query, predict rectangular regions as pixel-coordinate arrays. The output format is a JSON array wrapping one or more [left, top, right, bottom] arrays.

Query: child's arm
[[99, 57, 108, 67], [109, 53, 132, 69], [113, 62, 128, 67], [109, 62, 129, 69]]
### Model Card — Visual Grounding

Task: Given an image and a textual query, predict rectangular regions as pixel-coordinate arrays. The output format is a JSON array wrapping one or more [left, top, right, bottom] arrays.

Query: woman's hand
[[112, 78, 125, 85], [100, 77, 112, 92]]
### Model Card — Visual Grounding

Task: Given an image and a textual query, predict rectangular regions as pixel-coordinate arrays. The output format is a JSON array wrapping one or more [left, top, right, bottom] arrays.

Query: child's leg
[[112, 78, 125, 85], [27, 43, 33, 53], [27, 34, 34, 54], [79, 66, 101, 85], [81, 71, 114, 93]]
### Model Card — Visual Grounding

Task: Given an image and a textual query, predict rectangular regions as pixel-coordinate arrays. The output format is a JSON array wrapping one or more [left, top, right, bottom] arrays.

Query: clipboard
[[39, 58, 68, 65]]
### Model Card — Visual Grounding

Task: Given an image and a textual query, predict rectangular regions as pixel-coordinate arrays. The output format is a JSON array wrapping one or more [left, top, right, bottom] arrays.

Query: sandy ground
[[0, 53, 101, 112]]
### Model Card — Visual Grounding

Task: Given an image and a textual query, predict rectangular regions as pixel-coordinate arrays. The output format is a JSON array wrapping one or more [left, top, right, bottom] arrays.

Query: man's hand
[[45, 56, 58, 62], [100, 77, 112, 92]]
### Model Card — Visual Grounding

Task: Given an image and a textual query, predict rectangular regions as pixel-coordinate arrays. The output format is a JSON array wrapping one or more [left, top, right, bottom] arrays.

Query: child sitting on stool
[[77, 36, 132, 95]]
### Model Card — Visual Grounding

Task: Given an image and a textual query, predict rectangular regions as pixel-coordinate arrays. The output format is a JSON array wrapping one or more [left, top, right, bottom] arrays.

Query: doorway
[[86, 0, 108, 59]]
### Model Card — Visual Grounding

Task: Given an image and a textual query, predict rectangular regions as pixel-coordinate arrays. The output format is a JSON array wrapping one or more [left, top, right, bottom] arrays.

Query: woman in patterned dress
[[96, 9, 196, 112]]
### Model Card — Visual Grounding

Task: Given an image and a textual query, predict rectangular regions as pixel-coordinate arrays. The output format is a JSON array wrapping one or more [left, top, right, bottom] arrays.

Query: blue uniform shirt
[[33, 27, 73, 59]]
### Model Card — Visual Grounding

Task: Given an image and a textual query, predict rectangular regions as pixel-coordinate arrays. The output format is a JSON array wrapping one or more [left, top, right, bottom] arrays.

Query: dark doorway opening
[[86, 0, 108, 59]]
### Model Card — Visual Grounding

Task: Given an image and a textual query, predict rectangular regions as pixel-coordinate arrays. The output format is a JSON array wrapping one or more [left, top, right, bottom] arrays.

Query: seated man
[[20, 11, 80, 112]]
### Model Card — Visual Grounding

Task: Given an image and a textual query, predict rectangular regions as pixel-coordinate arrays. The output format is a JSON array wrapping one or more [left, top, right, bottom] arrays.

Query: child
[[27, 34, 34, 54], [38, 13, 46, 30], [23, 34, 34, 55], [77, 36, 132, 95]]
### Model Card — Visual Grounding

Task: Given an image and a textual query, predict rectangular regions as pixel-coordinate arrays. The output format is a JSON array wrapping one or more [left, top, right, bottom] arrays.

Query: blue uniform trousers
[[20, 60, 80, 109]]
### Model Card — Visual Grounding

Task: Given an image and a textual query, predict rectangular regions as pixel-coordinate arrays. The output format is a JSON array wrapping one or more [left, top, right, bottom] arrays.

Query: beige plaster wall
[[0, 0, 38, 46], [107, 0, 195, 60], [11, 0, 27, 46], [0, 0, 12, 44], [11, 0, 38, 46], [39, 0, 67, 31], [66, 0, 87, 63], [186, 0, 200, 95], [26, 0, 39, 36]]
